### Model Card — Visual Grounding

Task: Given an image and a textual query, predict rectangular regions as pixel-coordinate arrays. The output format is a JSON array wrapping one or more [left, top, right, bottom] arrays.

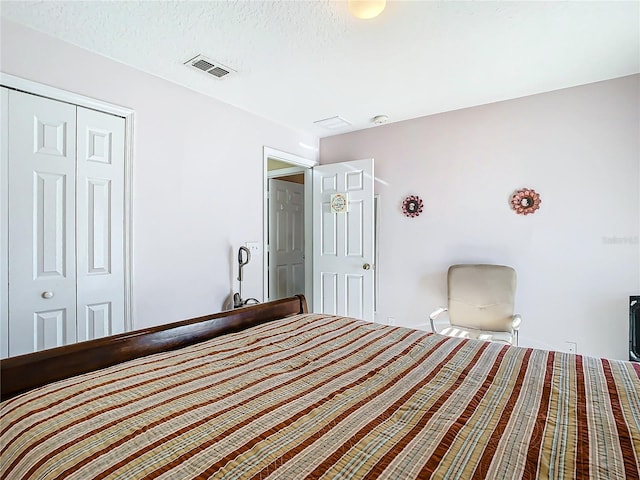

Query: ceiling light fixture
[[348, 0, 386, 19]]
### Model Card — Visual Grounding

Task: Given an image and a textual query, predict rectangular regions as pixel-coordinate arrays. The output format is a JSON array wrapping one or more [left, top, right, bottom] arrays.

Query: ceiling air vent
[[185, 55, 235, 79], [314, 116, 352, 130]]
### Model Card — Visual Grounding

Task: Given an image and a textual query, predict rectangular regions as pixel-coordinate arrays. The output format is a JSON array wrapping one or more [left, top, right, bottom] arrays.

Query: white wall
[[1, 19, 318, 329], [321, 75, 640, 361]]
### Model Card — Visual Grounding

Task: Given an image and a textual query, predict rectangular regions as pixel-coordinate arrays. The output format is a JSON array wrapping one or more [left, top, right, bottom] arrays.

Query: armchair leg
[[429, 317, 437, 334], [428, 307, 447, 334]]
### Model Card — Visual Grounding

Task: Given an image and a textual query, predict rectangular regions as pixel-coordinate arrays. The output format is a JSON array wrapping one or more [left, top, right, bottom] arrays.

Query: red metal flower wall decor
[[511, 188, 542, 215], [402, 195, 424, 218]]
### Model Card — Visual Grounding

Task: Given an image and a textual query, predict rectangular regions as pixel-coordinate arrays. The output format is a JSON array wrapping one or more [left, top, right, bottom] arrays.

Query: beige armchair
[[429, 264, 522, 346]]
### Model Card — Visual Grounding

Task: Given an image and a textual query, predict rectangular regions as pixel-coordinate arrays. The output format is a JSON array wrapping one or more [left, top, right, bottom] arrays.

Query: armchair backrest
[[447, 264, 517, 332]]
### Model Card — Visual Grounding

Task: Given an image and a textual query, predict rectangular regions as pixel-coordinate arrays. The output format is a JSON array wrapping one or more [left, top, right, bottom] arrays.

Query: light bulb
[[348, 0, 386, 20]]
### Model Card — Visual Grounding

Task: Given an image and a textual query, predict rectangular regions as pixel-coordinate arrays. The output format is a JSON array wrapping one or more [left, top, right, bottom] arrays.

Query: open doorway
[[263, 148, 316, 308]]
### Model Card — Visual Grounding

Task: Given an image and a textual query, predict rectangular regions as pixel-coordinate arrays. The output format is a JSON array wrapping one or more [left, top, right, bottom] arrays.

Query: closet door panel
[[76, 107, 125, 341], [8, 90, 77, 356]]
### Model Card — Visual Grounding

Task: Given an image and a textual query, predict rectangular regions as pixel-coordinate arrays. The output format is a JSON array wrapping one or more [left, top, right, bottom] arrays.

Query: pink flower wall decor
[[511, 188, 542, 215], [402, 195, 424, 218]]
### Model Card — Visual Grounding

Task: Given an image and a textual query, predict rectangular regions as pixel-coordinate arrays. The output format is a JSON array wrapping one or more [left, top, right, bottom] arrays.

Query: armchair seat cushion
[[439, 326, 514, 345], [430, 264, 521, 346]]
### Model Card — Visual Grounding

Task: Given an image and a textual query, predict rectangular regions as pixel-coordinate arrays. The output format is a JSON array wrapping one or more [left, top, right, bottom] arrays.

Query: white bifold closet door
[[75, 107, 125, 343], [6, 89, 125, 356]]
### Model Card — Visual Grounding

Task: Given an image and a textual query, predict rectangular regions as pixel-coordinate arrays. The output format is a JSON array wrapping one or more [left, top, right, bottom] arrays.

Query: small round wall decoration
[[402, 195, 424, 218], [511, 188, 542, 215]]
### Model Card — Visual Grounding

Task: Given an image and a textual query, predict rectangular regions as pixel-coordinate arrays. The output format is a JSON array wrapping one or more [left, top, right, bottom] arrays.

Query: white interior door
[[76, 107, 126, 341], [312, 159, 374, 321], [8, 89, 78, 355], [268, 178, 305, 300]]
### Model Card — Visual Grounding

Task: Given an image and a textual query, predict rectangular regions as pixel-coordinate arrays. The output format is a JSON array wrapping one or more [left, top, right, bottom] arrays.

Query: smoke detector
[[184, 55, 235, 79], [372, 115, 389, 124]]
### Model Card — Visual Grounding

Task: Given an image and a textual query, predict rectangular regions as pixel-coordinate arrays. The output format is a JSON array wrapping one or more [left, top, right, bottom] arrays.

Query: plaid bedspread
[[2, 313, 639, 479]]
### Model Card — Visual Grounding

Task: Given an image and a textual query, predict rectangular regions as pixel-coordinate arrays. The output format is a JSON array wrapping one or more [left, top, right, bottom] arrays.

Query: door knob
[[41, 291, 54, 299], [362, 263, 371, 270]]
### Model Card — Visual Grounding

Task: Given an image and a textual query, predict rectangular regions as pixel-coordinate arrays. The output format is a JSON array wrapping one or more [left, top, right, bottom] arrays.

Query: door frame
[[0, 73, 135, 357], [262, 147, 317, 308]]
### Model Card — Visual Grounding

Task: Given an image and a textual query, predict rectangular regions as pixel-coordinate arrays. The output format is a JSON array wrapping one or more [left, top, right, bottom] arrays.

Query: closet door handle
[[362, 263, 371, 270], [41, 291, 54, 299]]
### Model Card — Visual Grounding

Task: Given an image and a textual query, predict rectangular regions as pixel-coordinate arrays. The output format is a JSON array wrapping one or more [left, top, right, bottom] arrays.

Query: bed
[[1, 295, 639, 479]]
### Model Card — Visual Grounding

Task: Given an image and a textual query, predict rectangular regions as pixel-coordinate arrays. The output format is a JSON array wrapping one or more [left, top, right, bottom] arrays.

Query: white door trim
[[0, 73, 134, 333], [267, 166, 307, 178], [0, 73, 134, 117], [1, 88, 9, 357], [263, 147, 317, 307]]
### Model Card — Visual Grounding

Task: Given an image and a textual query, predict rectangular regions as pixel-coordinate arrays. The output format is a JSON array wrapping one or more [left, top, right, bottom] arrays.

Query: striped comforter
[[1, 313, 639, 479]]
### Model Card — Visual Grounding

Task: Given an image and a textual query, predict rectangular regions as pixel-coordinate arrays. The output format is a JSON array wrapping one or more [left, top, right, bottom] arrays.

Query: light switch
[[246, 242, 261, 254]]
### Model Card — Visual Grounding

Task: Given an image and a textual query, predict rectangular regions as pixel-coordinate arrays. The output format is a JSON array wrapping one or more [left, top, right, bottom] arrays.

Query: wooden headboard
[[1, 295, 308, 400]]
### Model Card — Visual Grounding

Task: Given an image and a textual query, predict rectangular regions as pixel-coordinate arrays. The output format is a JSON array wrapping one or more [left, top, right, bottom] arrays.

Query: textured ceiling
[[1, 1, 639, 138]]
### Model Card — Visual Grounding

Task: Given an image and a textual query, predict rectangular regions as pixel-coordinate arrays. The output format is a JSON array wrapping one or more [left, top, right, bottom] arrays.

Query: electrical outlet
[[387, 317, 396, 326], [565, 341, 577, 354], [245, 242, 260, 254]]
